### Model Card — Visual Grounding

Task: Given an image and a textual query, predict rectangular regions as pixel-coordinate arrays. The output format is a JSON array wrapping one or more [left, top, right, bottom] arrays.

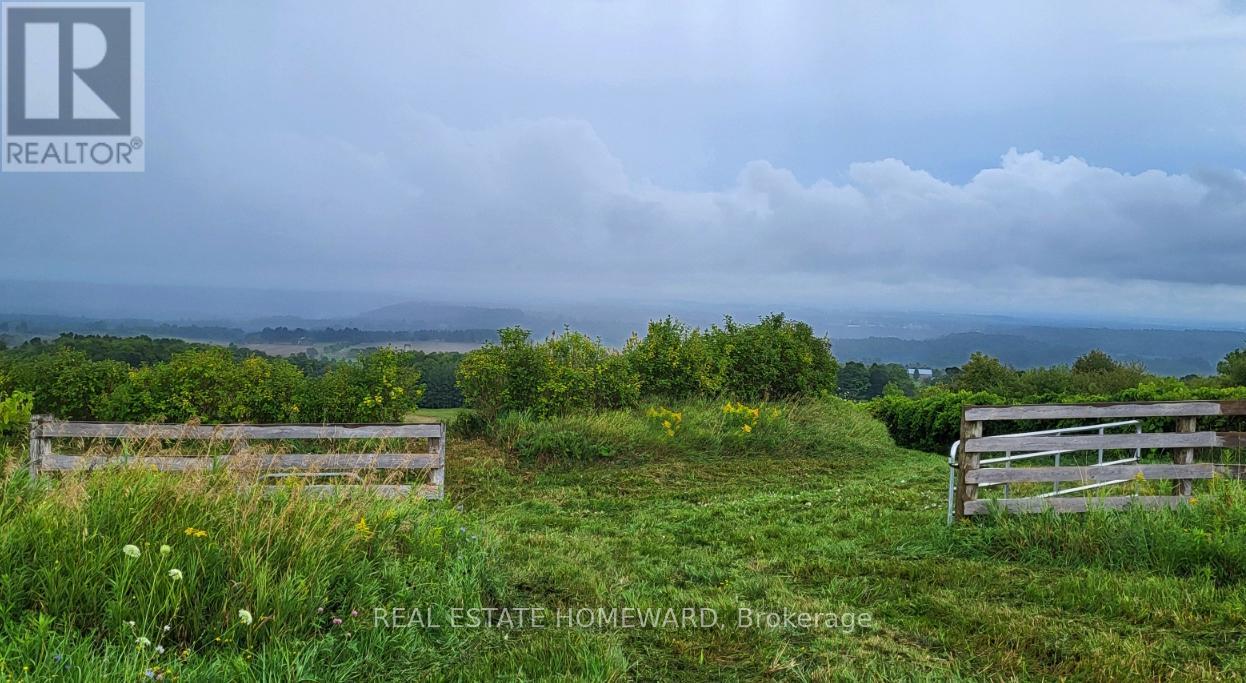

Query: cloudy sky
[[3, 0, 1246, 324]]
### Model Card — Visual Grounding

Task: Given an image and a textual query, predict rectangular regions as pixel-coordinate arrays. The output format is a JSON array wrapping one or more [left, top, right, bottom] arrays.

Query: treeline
[[836, 361, 944, 400], [0, 317, 244, 342], [872, 348, 1246, 453], [242, 327, 497, 345], [3, 333, 243, 366], [457, 314, 837, 420]]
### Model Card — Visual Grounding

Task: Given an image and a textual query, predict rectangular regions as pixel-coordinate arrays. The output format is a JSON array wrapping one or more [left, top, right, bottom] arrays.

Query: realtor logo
[[2, 2, 144, 172]]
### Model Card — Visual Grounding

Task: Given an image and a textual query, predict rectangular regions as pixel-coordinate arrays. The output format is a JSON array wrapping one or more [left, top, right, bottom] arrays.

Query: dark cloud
[[2, 1, 1246, 323]]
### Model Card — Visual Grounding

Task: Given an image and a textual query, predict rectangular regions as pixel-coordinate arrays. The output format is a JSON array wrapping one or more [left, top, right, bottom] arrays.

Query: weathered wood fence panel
[[954, 400, 1246, 519], [27, 415, 446, 500]]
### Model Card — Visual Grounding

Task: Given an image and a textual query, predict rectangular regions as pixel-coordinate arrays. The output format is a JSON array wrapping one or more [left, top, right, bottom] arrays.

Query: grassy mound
[[478, 397, 897, 465]]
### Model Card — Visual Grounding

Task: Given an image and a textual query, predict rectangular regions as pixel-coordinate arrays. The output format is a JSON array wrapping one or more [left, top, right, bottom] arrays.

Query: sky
[[2, 0, 1246, 325]]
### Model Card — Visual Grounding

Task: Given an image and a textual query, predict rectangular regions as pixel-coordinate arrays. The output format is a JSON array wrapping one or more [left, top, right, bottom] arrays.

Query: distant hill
[[834, 328, 1246, 376], [348, 302, 527, 330]]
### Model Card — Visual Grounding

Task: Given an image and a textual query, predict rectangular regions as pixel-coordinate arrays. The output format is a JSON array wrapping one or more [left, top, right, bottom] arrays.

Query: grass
[[406, 408, 468, 424], [2, 401, 1246, 680]]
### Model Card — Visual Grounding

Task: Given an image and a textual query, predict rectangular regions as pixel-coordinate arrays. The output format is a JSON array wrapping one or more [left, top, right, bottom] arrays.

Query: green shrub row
[[456, 314, 838, 420], [872, 380, 1246, 454], [0, 346, 424, 424]]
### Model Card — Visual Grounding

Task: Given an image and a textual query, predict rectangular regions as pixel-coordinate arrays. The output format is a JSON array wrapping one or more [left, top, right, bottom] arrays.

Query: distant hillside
[[349, 302, 526, 330], [834, 328, 1246, 376]]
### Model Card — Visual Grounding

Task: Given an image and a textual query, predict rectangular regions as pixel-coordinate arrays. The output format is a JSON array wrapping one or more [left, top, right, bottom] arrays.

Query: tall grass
[[0, 457, 501, 680], [946, 477, 1246, 585]]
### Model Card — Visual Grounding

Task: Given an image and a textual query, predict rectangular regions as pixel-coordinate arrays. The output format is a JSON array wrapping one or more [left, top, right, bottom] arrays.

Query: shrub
[[870, 389, 1005, 453], [300, 348, 424, 423], [448, 410, 490, 440], [948, 353, 1019, 394], [626, 317, 716, 400], [2, 348, 128, 420], [403, 351, 464, 408], [1219, 346, 1246, 387], [98, 348, 305, 423], [0, 390, 33, 436], [457, 315, 839, 423], [704, 314, 838, 401], [457, 328, 638, 420]]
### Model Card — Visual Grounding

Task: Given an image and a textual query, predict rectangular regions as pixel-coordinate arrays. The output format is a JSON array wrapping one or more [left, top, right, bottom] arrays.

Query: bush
[[704, 314, 838, 401], [871, 380, 1246, 454], [457, 328, 638, 420], [448, 410, 490, 440], [300, 348, 424, 423], [97, 348, 305, 423], [625, 317, 716, 400], [457, 315, 838, 422], [2, 348, 128, 420], [403, 351, 464, 408], [0, 390, 33, 436], [870, 389, 1005, 453]]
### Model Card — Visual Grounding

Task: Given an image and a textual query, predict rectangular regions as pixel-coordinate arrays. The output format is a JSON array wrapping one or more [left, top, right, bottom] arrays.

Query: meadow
[[2, 399, 1245, 681], [3, 320, 1246, 680]]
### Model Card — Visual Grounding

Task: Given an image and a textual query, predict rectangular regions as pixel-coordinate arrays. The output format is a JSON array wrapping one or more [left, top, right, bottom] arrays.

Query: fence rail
[[951, 400, 1246, 520], [27, 415, 446, 500]]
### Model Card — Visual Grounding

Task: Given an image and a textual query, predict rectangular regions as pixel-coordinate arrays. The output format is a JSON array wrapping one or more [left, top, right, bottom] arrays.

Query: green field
[[3, 399, 1244, 680], [451, 435, 1246, 680], [405, 408, 469, 424]]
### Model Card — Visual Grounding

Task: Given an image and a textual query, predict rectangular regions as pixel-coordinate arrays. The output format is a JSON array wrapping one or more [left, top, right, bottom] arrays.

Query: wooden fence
[[27, 415, 446, 499], [954, 401, 1246, 518]]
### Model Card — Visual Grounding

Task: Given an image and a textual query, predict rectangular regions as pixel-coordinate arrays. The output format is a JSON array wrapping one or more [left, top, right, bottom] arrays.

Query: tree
[[1219, 346, 1246, 387], [836, 362, 871, 400], [950, 353, 1019, 394], [868, 363, 914, 398], [1072, 349, 1119, 375]]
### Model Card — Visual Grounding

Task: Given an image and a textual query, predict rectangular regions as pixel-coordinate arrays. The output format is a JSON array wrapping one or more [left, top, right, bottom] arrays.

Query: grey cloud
[[176, 117, 1246, 297]]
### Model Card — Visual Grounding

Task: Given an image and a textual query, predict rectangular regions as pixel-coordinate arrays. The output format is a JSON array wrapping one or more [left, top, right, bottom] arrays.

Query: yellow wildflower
[[741, 424, 752, 433], [356, 515, 374, 539]]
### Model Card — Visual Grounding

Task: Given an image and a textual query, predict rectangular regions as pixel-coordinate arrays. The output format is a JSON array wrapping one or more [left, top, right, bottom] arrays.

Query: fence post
[[429, 425, 446, 500], [1173, 415, 1197, 497], [954, 412, 984, 519], [28, 414, 46, 480]]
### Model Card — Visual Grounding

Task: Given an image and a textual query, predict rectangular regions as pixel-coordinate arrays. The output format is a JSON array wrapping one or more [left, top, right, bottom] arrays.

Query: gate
[[949, 401, 1246, 521]]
